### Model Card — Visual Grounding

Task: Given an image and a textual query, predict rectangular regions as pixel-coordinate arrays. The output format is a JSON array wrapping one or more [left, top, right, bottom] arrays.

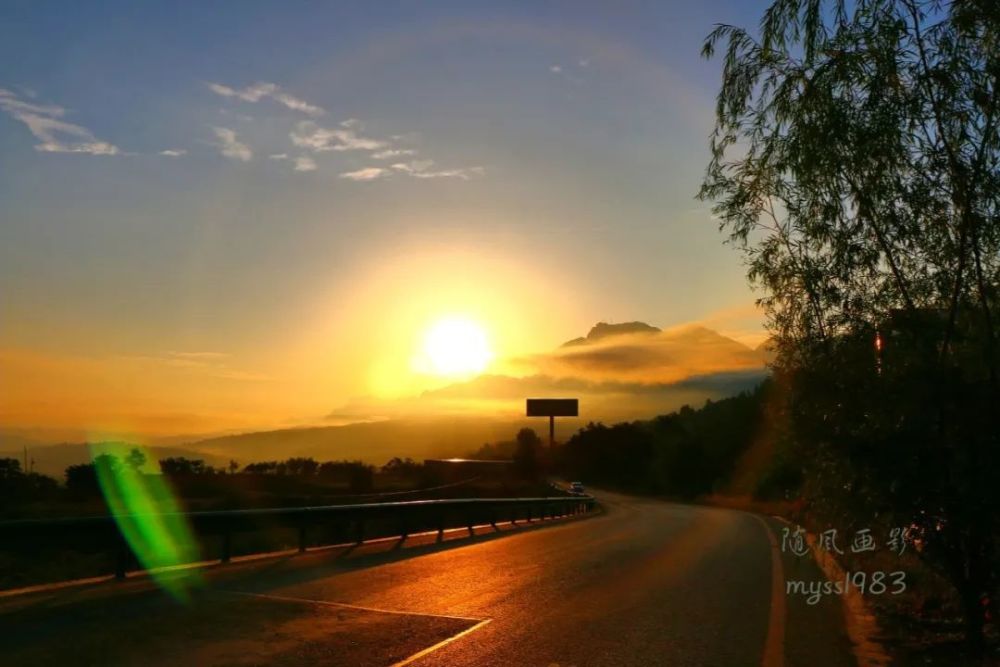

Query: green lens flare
[[90, 442, 202, 601]]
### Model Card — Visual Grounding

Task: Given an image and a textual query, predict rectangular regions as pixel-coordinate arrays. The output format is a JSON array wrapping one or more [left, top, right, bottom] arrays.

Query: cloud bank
[[328, 321, 770, 424]]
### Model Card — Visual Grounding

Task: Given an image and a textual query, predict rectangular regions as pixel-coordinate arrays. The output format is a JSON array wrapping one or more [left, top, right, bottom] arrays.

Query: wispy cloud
[[159, 149, 187, 157], [268, 151, 315, 172], [127, 350, 269, 381], [164, 351, 229, 362], [293, 155, 317, 172], [549, 65, 563, 74], [290, 120, 386, 152], [371, 148, 416, 159], [391, 159, 484, 180], [339, 167, 389, 181], [0, 88, 121, 155], [212, 126, 252, 161], [279, 116, 481, 183], [207, 81, 324, 116], [390, 159, 435, 174], [414, 166, 484, 180]]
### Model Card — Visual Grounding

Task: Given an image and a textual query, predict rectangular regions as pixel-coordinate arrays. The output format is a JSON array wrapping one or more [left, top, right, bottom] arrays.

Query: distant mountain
[[4, 319, 771, 475], [170, 367, 768, 468], [756, 338, 777, 365], [561, 321, 662, 347], [184, 416, 562, 467], [542, 322, 764, 386]]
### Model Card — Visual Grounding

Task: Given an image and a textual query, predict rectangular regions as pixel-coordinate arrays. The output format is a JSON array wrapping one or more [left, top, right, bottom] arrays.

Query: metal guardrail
[[1, 495, 597, 581]]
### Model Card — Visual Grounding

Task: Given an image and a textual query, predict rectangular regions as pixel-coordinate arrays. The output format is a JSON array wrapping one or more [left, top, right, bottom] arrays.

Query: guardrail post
[[355, 518, 365, 544], [298, 525, 307, 553], [114, 535, 128, 580], [437, 511, 445, 539], [221, 530, 232, 563]]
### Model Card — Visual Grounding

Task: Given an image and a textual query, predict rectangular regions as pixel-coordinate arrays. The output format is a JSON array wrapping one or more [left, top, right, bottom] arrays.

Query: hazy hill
[[3, 321, 770, 475], [176, 367, 767, 467], [756, 338, 777, 365], [184, 416, 575, 467]]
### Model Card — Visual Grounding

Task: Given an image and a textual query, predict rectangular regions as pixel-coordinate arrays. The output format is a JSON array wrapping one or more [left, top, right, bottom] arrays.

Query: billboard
[[526, 398, 579, 417]]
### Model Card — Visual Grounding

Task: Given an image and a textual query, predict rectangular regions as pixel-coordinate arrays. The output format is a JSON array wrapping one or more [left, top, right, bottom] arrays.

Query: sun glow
[[417, 316, 493, 377]]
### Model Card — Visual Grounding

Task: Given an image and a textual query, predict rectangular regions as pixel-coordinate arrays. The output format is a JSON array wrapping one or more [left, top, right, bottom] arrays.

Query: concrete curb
[[770, 515, 893, 667]]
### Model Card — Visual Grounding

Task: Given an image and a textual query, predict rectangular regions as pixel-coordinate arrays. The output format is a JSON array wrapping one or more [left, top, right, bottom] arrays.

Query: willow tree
[[699, 0, 1000, 650]]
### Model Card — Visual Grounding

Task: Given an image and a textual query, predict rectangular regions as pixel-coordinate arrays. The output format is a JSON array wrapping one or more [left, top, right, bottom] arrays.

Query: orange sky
[[0, 3, 772, 440]]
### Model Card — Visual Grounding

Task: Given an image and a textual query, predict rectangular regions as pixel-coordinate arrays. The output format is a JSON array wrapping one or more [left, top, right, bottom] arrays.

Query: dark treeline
[[0, 454, 429, 509], [553, 381, 772, 499], [698, 0, 1000, 653], [462, 382, 779, 501]]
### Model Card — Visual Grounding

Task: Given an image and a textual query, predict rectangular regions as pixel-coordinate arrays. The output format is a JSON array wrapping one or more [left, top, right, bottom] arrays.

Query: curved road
[[2, 490, 859, 666]]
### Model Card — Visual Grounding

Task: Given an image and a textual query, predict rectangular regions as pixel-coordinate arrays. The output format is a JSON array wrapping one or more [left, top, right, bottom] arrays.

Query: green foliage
[[468, 439, 517, 460], [700, 0, 1000, 648], [0, 458, 22, 479], [381, 457, 423, 479], [513, 428, 543, 479], [65, 454, 121, 498], [124, 448, 146, 473], [753, 450, 803, 501], [158, 457, 214, 476], [0, 458, 59, 507], [317, 460, 374, 492]]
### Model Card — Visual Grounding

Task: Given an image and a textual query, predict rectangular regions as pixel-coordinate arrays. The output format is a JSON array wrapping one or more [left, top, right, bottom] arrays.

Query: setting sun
[[418, 316, 494, 377]]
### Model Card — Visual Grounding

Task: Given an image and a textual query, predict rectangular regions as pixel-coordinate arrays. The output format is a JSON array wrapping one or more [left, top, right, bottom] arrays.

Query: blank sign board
[[526, 398, 579, 417]]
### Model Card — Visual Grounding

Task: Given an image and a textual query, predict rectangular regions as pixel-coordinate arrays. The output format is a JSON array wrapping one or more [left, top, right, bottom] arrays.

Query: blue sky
[[0, 1, 772, 435]]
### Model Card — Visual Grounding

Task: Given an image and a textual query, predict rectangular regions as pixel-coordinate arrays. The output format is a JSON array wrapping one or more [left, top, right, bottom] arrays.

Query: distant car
[[569, 481, 585, 495]]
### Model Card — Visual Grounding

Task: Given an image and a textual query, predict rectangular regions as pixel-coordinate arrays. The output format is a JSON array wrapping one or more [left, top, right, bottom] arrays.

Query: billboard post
[[526, 398, 579, 447]]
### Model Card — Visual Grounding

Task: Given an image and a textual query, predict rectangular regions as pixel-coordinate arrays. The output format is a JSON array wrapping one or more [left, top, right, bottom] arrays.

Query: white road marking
[[389, 618, 493, 667], [222, 589, 494, 667]]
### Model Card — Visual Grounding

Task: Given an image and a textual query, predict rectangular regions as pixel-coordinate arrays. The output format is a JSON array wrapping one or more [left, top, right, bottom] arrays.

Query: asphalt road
[[2, 490, 859, 666]]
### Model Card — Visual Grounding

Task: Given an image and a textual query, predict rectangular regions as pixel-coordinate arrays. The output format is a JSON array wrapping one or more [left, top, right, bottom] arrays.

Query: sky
[[0, 1, 772, 439]]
